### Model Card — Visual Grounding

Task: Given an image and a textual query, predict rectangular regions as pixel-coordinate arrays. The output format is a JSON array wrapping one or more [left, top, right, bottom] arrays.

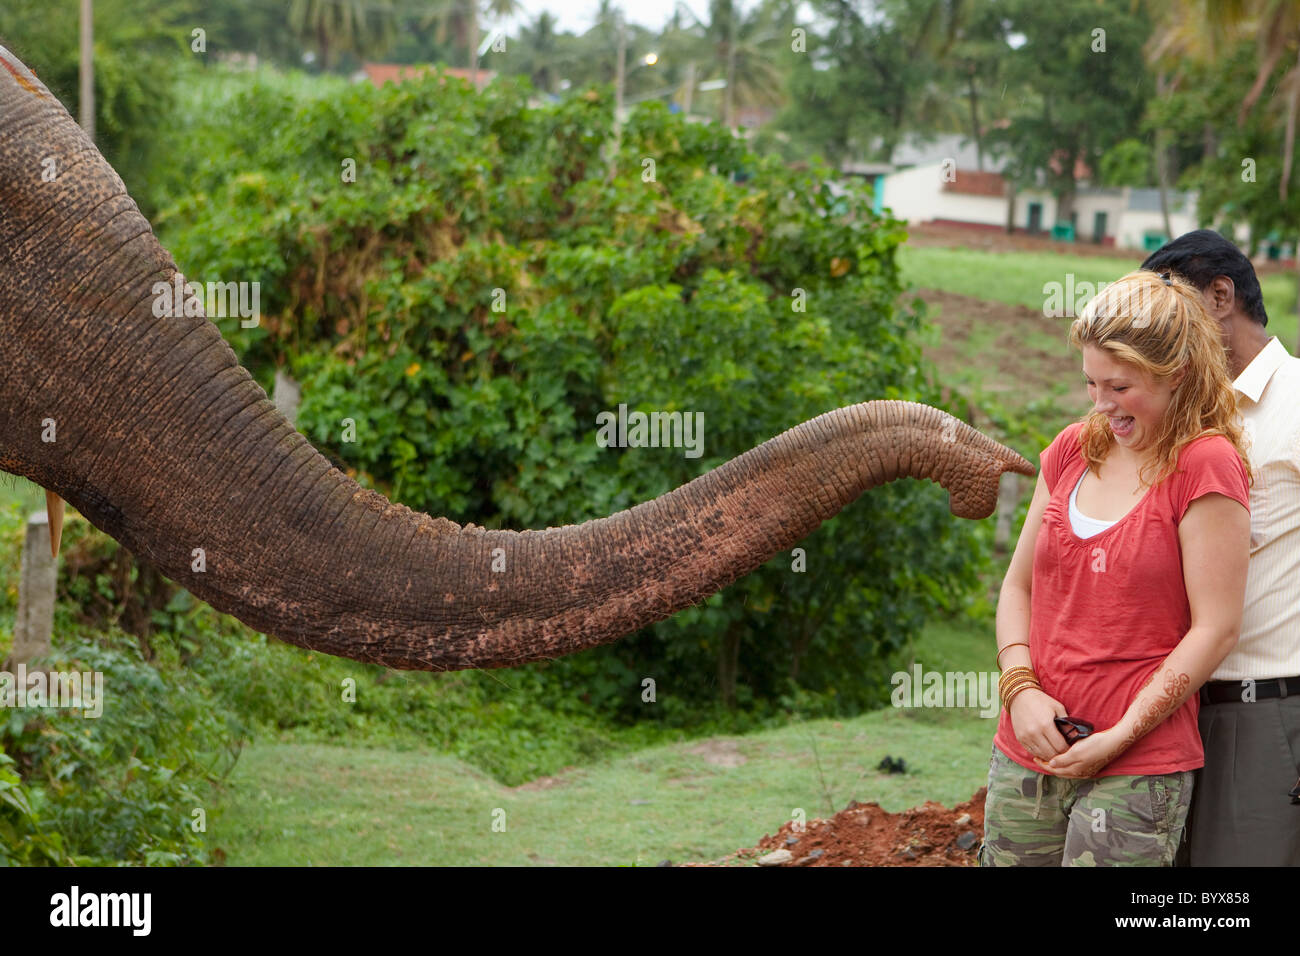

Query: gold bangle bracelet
[[996, 642, 1031, 666], [998, 668, 1037, 695], [999, 665, 1035, 681], [999, 673, 1041, 706], [1002, 682, 1040, 710], [1000, 682, 1040, 707], [999, 673, 1039, 693]]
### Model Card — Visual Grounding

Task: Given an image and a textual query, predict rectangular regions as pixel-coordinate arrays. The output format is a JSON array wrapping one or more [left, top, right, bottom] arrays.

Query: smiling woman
[[1070, 272, 1248, 491], [983, 269, 1253, 867]]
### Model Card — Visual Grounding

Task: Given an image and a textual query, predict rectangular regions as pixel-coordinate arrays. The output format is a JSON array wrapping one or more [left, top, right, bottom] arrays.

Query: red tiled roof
[[942, 170, 1007, 197]]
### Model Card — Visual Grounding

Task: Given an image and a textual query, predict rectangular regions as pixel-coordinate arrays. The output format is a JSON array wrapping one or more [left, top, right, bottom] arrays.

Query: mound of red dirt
[[684, 788, 987, 867]]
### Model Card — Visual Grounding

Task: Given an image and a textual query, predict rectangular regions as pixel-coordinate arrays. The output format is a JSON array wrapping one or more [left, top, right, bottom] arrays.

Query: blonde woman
[[981, 271, 1251, 866]]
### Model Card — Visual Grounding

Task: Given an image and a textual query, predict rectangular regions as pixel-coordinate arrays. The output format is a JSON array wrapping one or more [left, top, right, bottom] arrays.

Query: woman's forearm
[[995, 472, 1049, 675], [995, 581, 1033, 671], [1113, 623, 1239, 752]]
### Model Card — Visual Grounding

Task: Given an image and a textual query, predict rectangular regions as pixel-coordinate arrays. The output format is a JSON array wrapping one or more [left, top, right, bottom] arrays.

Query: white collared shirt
[[1213, 336, 1300, 680]]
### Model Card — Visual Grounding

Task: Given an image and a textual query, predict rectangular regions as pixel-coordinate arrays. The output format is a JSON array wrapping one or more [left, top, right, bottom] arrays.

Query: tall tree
[[560, 1, 660, 101], [943, 0, 1013, 171], [988, 0, 1153, 224], [1150, 0, 1300, 200], [700, 0, 787, 130], [656, 1, 707, 114], [776, 0, 972, 165], [1156, 35, 1300, 258], [288, 0, 396, 70], [513, 10, 563, 94], [423, 0, 521, 80]]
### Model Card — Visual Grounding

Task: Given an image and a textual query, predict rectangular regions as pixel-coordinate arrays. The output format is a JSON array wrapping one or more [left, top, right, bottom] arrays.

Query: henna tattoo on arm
[[1120, 669, 1192, 751], [1045, 664, 1198, 778]]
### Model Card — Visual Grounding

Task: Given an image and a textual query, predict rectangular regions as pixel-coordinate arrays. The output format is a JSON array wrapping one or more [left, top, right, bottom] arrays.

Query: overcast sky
[[498, 0, 726, 35]]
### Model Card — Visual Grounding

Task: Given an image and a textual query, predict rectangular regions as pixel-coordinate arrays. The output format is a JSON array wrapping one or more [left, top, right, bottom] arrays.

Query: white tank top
[[1068, 472, 1118, 538]]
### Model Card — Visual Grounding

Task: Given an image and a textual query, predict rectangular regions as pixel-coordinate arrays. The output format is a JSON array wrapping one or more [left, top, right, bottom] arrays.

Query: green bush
[[0, 626, 237, 865], [0, 751, 69, 866]]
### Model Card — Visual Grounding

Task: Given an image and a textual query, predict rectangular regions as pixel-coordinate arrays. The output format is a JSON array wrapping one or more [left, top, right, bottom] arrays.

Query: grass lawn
[[209, 616, 999, 866], [900, 245, 1300, 353]]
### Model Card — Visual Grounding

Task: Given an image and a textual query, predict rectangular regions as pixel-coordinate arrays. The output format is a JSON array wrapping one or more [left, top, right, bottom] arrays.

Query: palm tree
[[657, 2, 707, 112], [1149, 0, 1300, 200], [570, 2, 657, 101], [288, 0, 396, 70], [422, 0, 522, 84], [515, 11, 563, 95], [677, 0, 786, 131]]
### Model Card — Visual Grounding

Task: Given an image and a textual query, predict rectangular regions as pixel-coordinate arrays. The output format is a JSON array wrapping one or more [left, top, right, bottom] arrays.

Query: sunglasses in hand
[[1054, 716, 1094, 745]]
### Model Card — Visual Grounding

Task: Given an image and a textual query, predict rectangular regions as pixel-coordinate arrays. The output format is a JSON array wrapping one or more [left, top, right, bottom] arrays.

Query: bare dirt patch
[[686, 739, 747, 768], [681, 788, 987, 867], [908, 222, 1146, 261], [914, 288, 1088, 413], [510, 767, 579, 791]]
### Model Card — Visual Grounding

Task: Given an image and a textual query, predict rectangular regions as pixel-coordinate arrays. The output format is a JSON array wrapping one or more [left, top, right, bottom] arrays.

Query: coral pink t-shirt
[[994, 422, 1250, 776]]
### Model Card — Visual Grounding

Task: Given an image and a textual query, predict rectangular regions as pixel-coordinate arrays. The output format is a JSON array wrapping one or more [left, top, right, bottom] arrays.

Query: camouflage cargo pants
[[980, 744, 1193, 866]]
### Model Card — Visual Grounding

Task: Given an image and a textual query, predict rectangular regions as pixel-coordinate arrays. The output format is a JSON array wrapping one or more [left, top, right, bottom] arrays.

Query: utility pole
[[724, 10, 736, 132], [614, 10, 627, 122], [79, 0, 94, 141], [469, 2, 480, 91]]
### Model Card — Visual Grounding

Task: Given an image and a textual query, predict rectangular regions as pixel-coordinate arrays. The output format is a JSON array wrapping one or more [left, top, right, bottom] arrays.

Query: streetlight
[[615, 19, 660, 119], [618, 53, 660, 115]]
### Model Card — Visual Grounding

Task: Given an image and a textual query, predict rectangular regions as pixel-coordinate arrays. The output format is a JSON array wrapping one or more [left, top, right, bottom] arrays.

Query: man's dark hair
[[1140, 229, 1268, 326]]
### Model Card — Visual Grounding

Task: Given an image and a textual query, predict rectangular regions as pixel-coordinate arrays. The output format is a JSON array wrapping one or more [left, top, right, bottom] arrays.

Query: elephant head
[[0, 46, 1034, 671]]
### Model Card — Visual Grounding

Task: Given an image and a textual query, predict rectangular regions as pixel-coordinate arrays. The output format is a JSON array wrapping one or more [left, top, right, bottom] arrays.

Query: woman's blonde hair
[[1068, 269, 1250, 488]]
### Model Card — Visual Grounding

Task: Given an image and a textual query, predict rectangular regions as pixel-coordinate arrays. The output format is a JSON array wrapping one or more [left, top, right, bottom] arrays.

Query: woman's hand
[[1009, 688, 1070, 761], [1034, 727, 1126, 778]]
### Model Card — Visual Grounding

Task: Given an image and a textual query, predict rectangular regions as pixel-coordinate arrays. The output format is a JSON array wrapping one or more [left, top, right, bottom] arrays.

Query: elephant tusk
[[45, 490, 64, 559]]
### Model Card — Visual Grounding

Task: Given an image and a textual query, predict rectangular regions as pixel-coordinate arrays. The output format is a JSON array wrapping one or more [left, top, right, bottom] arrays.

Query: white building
[[859, 134, 1199, 251]]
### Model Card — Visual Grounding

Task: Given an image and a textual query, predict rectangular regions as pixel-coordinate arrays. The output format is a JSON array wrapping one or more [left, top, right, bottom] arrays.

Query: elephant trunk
[[0, 47, 1034, 671]]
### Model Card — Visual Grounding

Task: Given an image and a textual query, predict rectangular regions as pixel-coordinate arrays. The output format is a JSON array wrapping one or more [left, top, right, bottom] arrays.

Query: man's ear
[[1206, 275, 1236, 317]]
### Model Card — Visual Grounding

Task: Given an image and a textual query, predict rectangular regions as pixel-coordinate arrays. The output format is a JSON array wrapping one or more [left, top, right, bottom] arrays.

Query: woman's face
[[1081, 344, 1178, 454]]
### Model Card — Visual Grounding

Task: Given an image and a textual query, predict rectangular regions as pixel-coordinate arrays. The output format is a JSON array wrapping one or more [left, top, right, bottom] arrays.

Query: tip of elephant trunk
[[947, 446, 1035, 520]]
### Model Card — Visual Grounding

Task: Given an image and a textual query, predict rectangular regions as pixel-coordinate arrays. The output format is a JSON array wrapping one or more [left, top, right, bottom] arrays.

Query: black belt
[[1200, 676, 1300, 704]]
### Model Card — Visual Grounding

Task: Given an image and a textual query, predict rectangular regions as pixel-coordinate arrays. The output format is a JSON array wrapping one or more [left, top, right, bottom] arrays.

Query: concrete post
[[993, 473, 1023, 557], [272, 368, 301, 427], [12, 511, 56, 665]]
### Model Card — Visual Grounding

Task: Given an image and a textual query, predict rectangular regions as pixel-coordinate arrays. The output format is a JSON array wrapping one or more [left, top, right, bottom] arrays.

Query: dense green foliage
[[4, 0, 1296, 249], [0, 505, 237, 864], [1156, 34, 1300, 250], [986, 0, 1153, 217], [0, 0, 201, 214], [145, 66, 988, 717]]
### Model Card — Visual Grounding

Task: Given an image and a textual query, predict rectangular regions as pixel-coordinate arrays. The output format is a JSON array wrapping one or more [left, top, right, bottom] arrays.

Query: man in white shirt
[[1143, 230, 1300, 866]]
